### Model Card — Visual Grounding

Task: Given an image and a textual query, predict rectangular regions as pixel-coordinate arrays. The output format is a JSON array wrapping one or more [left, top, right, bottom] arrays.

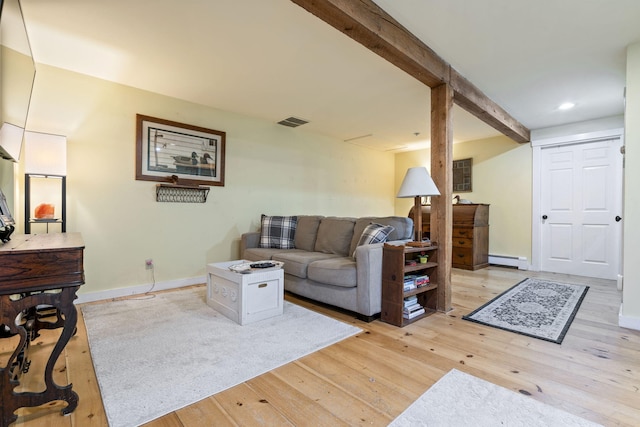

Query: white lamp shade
[[397, 166, 440, 198], [24, 131, 67, 175], [0, 122, 24, 162]]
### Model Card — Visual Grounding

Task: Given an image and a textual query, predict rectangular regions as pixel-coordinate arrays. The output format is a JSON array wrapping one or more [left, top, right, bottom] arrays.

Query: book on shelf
[[403, 303, 423, 314], [415, 275, 430, 287], [403, 295, 418, 306], [403, 282, 417, 292], [403, 275, 417, 291], [403, 307, 426, 319]]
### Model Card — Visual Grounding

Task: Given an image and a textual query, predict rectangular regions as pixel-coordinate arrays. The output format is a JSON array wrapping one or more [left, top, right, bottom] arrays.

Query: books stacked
[[415, 274, 430, 287], [403, 295, 425, 320], [403, 275, 417, 291]]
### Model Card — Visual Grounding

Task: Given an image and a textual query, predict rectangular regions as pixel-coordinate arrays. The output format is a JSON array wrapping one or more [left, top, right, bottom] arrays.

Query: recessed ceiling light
[[558, 102, 575, 110]]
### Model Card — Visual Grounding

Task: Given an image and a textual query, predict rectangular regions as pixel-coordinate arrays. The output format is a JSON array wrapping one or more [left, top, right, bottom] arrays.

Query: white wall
[[621, 42, 640, 327], [23, 64, 396, 297]]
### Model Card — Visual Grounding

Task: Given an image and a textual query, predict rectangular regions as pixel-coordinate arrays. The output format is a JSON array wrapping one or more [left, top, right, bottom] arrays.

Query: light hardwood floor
[[6, 267, 640, 426]]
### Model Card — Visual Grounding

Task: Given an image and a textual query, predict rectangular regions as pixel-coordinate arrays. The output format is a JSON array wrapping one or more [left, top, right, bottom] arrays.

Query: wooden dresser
[[409, 204, 490, 270]]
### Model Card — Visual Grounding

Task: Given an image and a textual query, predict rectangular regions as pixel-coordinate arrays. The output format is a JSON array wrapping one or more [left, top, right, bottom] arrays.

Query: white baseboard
[[618, 304, 640, 331], [75, 276, 206, 304], [489, 254, 529, 270]]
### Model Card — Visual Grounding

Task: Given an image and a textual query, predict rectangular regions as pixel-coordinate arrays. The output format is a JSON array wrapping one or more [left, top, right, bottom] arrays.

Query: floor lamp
[[24, 131, 67, 234], [397, 167, 440, 247]]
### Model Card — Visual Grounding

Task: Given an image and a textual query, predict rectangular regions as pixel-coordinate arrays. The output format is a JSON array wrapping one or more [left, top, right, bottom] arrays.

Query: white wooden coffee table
[[206, 260, 284, 325]]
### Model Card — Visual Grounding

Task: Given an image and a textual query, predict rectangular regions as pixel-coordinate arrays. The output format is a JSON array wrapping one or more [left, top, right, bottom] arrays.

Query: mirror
[[1, 0, 36, 160], [0, 0, 36, 221]]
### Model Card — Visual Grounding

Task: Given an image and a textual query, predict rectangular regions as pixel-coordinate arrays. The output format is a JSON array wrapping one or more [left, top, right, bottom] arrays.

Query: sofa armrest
[[354, 239, 408, 317], [240, 231, 261, 258]]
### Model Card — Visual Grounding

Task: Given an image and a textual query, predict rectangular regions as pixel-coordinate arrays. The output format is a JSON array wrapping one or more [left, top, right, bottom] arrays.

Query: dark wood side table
[[0, 233, 85, 426]]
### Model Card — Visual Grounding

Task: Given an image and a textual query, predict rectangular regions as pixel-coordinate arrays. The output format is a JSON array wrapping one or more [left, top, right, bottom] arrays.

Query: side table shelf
[[381, 243, 438, 327]]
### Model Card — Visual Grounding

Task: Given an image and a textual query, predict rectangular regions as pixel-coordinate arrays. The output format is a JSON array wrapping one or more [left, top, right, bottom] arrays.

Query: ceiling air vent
[[277, 116, 309, 128]]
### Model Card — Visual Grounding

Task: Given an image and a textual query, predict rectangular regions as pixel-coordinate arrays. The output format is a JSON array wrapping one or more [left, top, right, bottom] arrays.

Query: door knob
[[616, 216, 622, 222], [542, 215, 548, 220]]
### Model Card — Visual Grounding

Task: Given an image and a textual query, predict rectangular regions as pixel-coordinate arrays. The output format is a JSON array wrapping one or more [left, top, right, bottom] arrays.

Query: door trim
[[531, 128, 624, 273]]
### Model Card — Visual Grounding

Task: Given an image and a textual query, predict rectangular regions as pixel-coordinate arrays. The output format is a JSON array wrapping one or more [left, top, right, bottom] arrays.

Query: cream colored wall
[[394, 136, 532, 261], [23, 64, 396, 295], [623, 42, 640, 320]]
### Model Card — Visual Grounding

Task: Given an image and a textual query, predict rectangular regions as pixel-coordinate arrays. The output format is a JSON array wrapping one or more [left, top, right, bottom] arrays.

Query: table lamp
[[397, 166, 440, 246]]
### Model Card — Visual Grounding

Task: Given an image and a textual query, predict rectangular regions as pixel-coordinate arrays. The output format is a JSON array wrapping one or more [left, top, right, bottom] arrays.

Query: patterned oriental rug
[[462, 278, 589, 344]]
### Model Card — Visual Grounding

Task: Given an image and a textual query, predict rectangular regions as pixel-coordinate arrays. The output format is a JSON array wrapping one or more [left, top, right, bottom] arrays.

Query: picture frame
[[136, 114, 226, 187], [453, 157, 472, 192]]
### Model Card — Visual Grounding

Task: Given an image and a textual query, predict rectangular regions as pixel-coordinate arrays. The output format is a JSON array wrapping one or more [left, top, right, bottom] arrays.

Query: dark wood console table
[[0, 233, 85, 426]]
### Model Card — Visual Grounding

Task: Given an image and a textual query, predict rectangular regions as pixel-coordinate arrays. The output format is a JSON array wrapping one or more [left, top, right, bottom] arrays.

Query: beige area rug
[[81, 286, 361, 427], [390, 369, 602, 427]]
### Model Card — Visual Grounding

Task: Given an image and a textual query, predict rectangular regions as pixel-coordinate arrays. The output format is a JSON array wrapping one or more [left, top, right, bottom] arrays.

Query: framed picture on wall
[[453, 158, 472, 192], [135, 114, 226, 186]]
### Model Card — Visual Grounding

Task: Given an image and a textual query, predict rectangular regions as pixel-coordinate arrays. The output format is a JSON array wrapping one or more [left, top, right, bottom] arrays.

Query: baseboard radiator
[[488, 254, 528, 270]]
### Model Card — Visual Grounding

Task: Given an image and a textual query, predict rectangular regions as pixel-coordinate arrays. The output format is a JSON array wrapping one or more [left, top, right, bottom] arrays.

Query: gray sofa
[[240, 215, 413, 321]]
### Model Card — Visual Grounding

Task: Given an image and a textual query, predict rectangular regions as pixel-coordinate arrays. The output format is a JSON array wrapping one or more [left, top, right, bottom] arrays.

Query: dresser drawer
[[452, 237, 473, 248], [452, 247, 473, 266], [452, 228, 473, 238]]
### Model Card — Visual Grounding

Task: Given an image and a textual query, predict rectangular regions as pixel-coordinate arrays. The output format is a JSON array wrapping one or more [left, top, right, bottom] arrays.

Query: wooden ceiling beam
[[291, 0, 531, 143], [449, 69, 531, 144], [289, 0, 447, 88]]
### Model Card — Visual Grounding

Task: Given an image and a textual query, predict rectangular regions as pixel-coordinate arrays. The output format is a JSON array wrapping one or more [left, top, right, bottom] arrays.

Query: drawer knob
[[258, 283, 268, 288]]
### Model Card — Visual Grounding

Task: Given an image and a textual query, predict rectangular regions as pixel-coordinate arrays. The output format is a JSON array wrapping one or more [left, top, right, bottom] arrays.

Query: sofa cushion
[[314, 217, 356, 257], [375, 216, 413, 240], [259, 215, 298, 249], [308, 257, 357, 288], [294, 215, 323, 252], [352, 223, 395, 258], [272, 251, 340, 279], [350, 216, 413, 256], [244, 247, 304, 262]]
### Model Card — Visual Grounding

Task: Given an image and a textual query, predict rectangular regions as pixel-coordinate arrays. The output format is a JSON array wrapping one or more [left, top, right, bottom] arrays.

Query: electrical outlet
[[145, 259, 153, 269]]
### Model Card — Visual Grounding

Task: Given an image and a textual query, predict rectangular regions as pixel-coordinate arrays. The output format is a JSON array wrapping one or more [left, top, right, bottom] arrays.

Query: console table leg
[[0, 286, 80, 425]]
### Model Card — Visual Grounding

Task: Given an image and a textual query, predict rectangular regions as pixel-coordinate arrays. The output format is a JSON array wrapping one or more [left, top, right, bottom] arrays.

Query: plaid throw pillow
[[352, 223, 394, 258], [259, 215, 298, 249]]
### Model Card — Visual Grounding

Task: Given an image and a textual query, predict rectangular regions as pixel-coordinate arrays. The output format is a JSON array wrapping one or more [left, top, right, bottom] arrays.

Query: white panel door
[[540, 138, 623, 279]]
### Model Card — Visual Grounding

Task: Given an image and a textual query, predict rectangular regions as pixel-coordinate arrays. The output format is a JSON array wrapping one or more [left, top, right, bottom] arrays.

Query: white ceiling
[[19, 0, 640, 152]]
